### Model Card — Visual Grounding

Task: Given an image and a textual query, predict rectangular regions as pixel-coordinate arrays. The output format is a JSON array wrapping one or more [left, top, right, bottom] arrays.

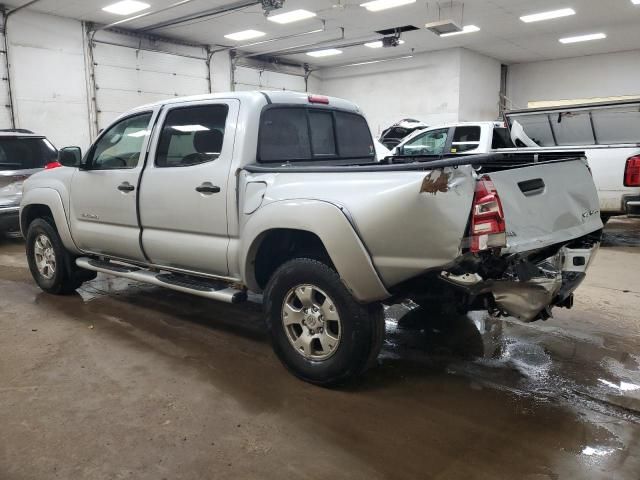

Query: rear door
[[68, 111, 155, 261], [139, 99, 239, 275]]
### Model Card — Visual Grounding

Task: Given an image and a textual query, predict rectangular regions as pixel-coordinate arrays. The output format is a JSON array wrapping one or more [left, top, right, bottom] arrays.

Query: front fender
[[20, 187, 81, 255], [239, 199, 390, 303]]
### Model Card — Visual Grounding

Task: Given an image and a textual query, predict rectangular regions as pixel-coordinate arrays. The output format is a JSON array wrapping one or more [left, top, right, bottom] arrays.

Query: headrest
[[193, 129, 223, 154]]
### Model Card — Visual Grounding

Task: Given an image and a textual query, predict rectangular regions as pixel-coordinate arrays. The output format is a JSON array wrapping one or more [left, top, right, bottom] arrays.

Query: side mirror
[[58, 146, 82, 167]]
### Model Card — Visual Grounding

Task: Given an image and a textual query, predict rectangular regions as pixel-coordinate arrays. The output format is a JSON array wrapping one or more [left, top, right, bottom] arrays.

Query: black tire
[[26, 218, 95, 295], [264, 258, 384, 387]]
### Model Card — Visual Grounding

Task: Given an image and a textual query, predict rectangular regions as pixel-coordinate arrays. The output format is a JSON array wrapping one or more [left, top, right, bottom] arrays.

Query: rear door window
[[156, 104, 229, 168], [0, 137, 57, 170], [258, 107, 374, 162], [451, 126, 481, 153]]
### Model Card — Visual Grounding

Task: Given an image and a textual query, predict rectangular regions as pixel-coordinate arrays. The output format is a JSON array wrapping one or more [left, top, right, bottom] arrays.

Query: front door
[[139, 100, 239, 276], [68, 111, 155, 261]]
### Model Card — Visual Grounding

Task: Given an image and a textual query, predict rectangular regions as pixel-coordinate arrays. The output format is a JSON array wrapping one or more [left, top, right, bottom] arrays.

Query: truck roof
[[129, 91, 362, 116]]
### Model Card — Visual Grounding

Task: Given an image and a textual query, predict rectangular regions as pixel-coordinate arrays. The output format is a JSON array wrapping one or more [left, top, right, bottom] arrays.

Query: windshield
[[0, 137, 58, 170]]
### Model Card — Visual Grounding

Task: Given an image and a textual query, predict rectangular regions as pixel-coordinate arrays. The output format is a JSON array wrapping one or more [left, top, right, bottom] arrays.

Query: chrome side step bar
[[76, 257, 247, 304]]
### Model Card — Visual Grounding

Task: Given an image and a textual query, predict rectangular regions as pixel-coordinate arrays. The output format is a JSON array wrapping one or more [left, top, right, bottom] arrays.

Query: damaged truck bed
[[244, 151, 602, 322]]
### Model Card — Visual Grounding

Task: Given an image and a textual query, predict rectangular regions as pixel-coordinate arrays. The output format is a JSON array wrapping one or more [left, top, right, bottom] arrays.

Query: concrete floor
[[1, 219, 640, 480]]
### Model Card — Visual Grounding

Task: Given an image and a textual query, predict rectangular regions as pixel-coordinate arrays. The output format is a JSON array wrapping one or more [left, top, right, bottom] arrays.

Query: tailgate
[[489, 159, 602, 253]]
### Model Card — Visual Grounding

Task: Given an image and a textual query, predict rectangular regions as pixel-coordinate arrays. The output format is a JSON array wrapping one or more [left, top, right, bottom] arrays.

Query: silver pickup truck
[[20, 91, 602, 385]]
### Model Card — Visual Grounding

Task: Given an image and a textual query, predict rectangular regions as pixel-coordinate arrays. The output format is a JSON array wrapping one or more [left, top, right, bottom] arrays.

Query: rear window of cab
[[258, 106, 375, 163]]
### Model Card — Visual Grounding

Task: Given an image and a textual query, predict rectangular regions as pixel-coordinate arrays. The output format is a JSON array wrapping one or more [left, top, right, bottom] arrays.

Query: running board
[[76, 257, 247, 304]]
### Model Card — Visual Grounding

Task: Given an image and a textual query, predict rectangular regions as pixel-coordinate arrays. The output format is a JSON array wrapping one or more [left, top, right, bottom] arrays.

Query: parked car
[[0, 129, 58, 236], [379, 118, 428, 149], [393, 110, 640, 222], [20, 91, 602, 386]]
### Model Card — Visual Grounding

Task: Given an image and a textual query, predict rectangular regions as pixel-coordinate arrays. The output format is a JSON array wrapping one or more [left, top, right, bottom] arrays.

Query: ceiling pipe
[[138, 0, 263, 33], [236, 27, 348, 59], [273, 34, 386, 57], [3, 0, 44, 128], [89, 0, 199, 36]]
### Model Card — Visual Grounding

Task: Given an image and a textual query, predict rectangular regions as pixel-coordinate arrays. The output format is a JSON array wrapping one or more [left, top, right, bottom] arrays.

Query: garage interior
[[1, 0, 640, 478]]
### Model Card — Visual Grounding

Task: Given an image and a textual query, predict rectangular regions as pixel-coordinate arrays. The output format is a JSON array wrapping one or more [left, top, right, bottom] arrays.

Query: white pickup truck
[[393, 100, 640, 222], [20, 91, 602, 386]]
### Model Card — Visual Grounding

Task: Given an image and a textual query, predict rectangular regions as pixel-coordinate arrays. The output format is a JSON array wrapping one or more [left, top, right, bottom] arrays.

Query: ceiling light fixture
[[520, 8, 576, 23], [364, 39, 405, 48], [360, 0, 416, 13], [440, 25, 480, 37], [224, 30, 266, 41], [102, 0, 150, 15], [306, 48, 343, 57], [267, 9, 317, 24], [632, 0, 640, 4], [559, 32, 607, 44]]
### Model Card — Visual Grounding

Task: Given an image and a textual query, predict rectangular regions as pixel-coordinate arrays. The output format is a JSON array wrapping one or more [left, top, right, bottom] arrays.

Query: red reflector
[[470, 175, 506, 253], [308, 94, 329, 105], [624, 155, 640, 187], [44, 161, 62, 170]]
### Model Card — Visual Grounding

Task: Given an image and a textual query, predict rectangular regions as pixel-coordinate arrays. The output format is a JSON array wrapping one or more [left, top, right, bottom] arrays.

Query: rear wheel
[[26, 218, 95, 294], [264, 258, 384, 386]]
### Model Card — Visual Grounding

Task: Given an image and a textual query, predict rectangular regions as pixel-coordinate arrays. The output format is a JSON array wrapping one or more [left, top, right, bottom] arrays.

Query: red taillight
[[624, 155, 640, 187], [470, 175, 506, 253], [44, 161, 62, 170], [308, 94, 329, 105]]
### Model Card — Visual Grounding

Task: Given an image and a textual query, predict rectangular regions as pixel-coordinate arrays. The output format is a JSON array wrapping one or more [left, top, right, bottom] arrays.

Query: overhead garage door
[[233, 65, 306, 93], [92, 42, 210, 130], [0, 28, 14, 129]]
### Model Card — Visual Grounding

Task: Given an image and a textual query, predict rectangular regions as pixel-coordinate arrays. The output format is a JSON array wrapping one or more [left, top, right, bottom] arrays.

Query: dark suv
[[0, 130, 58, 236]]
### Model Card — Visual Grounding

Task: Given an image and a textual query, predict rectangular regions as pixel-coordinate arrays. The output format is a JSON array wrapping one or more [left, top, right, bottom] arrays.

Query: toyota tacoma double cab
[[20, 91, 602, 386]]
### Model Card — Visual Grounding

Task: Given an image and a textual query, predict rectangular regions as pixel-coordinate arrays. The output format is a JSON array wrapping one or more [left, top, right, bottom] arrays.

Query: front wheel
[[26, 218, 95, 294], [264, 258, 384, 387]]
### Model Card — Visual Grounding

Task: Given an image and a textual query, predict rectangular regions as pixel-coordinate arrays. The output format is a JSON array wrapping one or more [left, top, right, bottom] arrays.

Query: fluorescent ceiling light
[[633, 0, 640, 4], [102, 0, 150, 15], [364, 39, 405, 48], [520, 8, 575, 23], [440, 25, 480, 37], [307, 49, 343, 57], [172, 125, 209, 132], [360, 0, 416, 12], [267, 9, 316, 24], [559, 33, 606, 44], [224, 30, 266, 41]]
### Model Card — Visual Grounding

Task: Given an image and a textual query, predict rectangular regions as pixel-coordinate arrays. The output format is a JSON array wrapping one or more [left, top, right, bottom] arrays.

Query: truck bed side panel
[[253, 167, 476, 288]]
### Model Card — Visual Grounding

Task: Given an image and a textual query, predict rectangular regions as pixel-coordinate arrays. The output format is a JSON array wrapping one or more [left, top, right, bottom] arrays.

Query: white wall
[[507, 50, 640, 109], [8, 10, 92, 149], [319, 49, 461, 136], [458, 49, 501, 121], [318, 48, 501, 135]]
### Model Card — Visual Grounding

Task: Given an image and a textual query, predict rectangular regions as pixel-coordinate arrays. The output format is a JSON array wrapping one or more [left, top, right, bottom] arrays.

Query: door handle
[[117, 182, 135, 192], [195, 182, 221, 194]]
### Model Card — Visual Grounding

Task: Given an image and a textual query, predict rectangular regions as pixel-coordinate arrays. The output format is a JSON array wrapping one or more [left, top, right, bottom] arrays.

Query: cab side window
[[88, 113, 152, 169], [451, 126, 481, 153], [402, 128, 449, 156], [155, 104, 229, 168]]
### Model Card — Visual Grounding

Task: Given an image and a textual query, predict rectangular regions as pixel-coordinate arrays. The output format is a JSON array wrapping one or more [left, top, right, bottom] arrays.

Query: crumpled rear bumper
[[442, 241, 599, 322]]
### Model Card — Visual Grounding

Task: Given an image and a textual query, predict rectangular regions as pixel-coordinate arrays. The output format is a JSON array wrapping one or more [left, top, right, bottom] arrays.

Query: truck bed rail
[[244, 151, 586, 174]]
